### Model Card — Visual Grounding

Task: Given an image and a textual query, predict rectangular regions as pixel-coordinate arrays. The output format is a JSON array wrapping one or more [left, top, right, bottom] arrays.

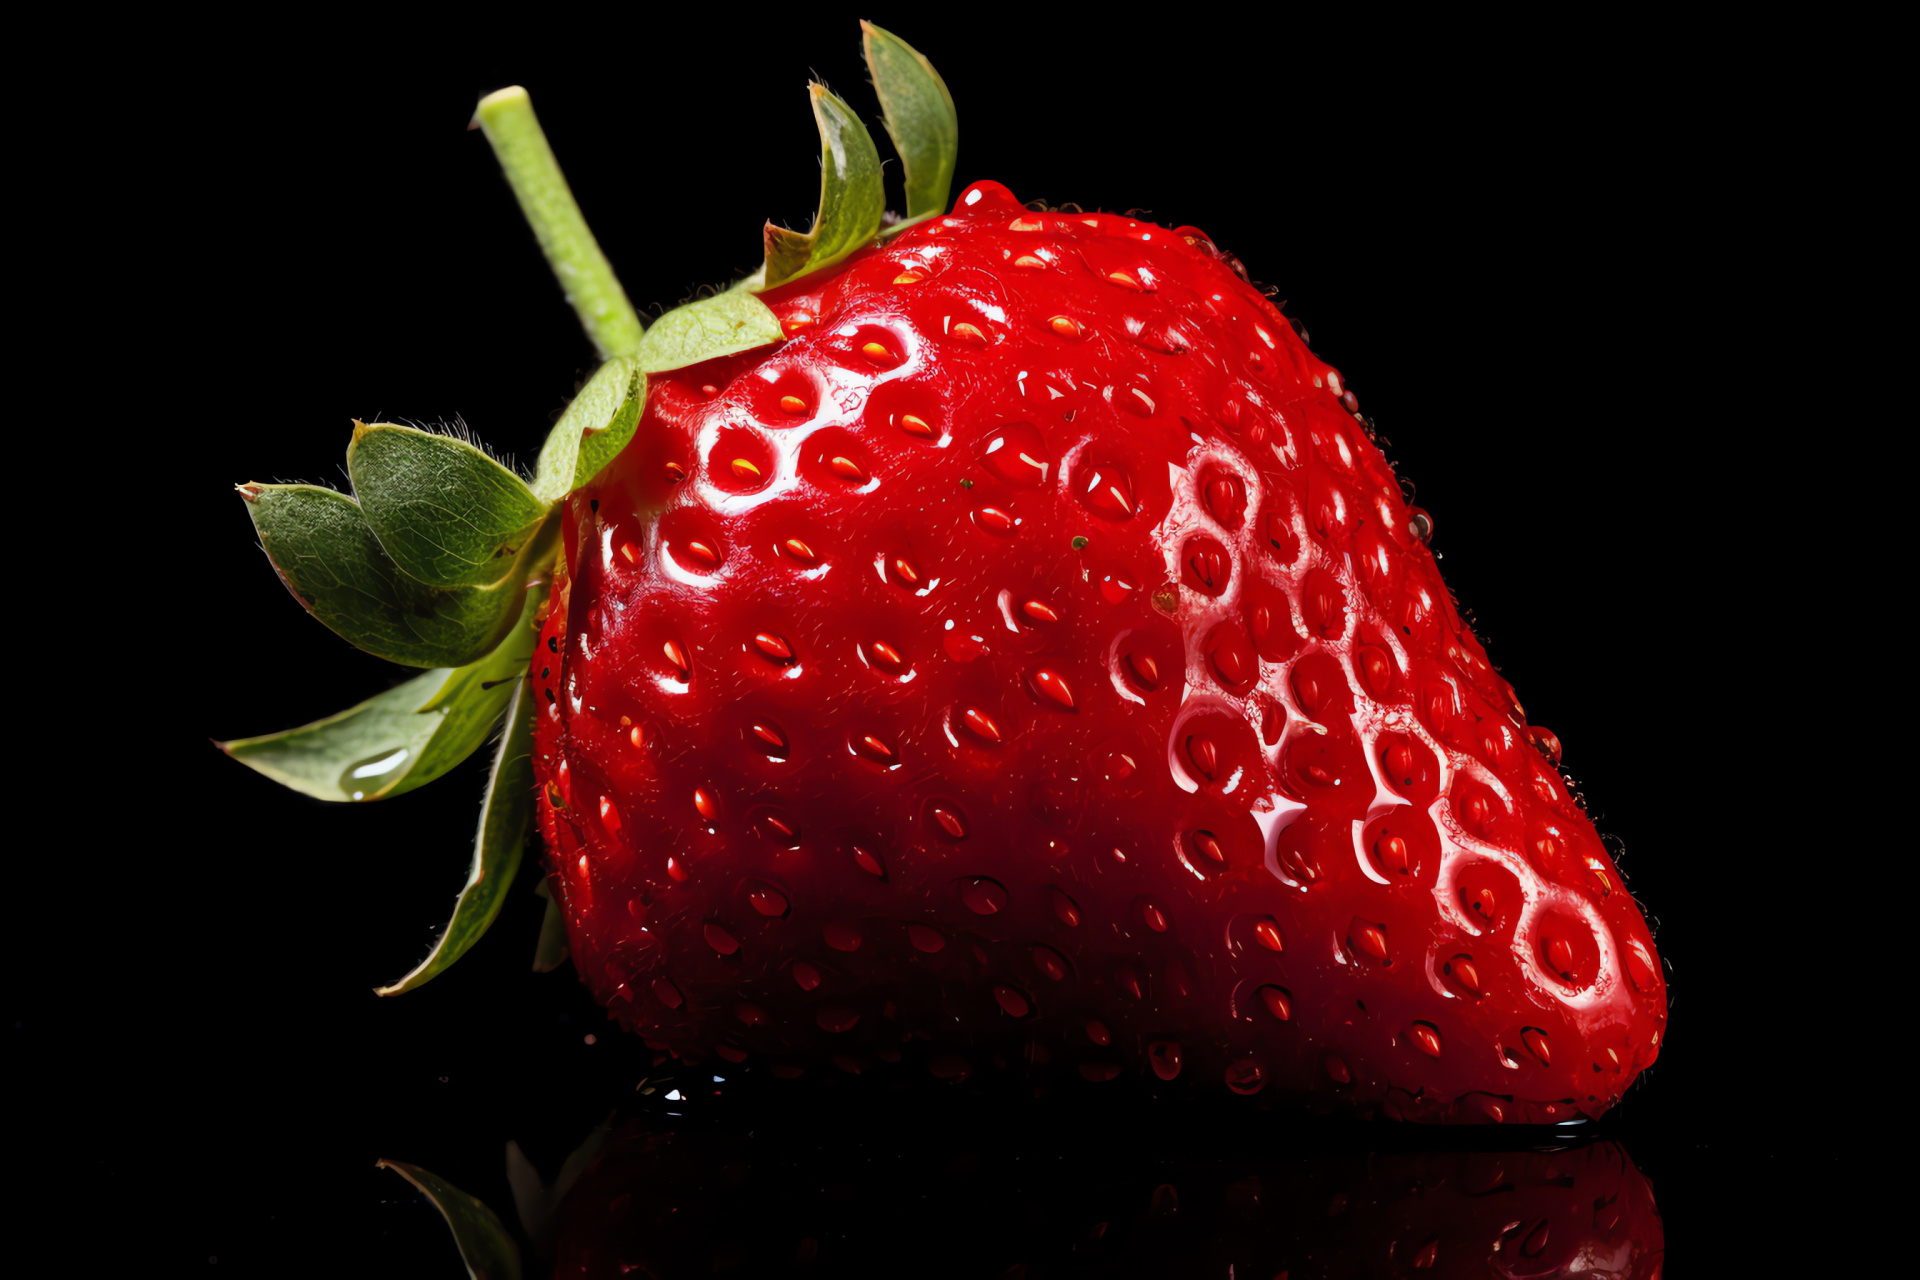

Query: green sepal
[[862, 23, 958, 220], [377, 675, 536, 995], [758, 84, 885, 291], [531, 877, 569, 972], [240, 483, 550, 669], [635, 290, 783, 373], [347, 422, 549, 588], [533, 359, 644, 503], [219, 589, 542, 803], [377, 1159, 523, 1280]]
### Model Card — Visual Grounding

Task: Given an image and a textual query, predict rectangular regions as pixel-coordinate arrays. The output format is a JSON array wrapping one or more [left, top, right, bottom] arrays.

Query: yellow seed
[[1049, 315, 1081, 338], [779, 394, 808, 414], [893, 270, 925, 285], [900, 413, 934, 437], [1107, 271, 1142, 291], [1009, 216, 1044, 232], [861, 341, 893, 363], [1014, 255, 1047, 269], [730, 458, 762, 480], [951, 321, 986, 343]]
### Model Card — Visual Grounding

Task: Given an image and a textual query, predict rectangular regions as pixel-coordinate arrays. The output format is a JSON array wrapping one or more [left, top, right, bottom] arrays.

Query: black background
[[24, 12, 1858, 1274]]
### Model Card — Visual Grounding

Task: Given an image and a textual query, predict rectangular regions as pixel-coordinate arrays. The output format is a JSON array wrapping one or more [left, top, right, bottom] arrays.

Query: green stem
[[474, 87, 642, 360]]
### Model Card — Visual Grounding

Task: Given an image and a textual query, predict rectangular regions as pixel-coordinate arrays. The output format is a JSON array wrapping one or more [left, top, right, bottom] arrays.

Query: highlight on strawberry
[[223, 23, 1667, 1118]]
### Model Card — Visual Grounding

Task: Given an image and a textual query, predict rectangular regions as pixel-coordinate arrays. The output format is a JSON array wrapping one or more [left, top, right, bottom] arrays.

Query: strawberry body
[[531, 181, 1665, 1119]]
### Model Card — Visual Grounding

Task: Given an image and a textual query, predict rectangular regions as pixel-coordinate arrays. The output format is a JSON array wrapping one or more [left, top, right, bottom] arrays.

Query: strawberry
[[224, 23, 1664, 1119]]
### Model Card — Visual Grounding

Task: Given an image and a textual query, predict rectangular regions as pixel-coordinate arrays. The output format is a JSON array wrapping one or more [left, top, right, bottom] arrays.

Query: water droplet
[[1322, 1053, 1351, 1084], [666, 855, 688, 882], [1085, 1019, 1112, 1046], [976, 505, 1015, 534], [994, 986, 1031, 1018], [852, 844, 885, 877], [1226, 1060, 1268, 1094], [1446, 954, 1482, 996], [1375, 834, 1410, 875], [961, 878, 1008, 915], [790, 961, 821, 990], [1258, 985, 1292, 1020], [1207, 626, 1256, 689], [1193, 831, 1226, 864], [1521, 1026, 1553, 1065], [908, 923, 946, 953], [704, 923, 738, 955], [978, 422, 1052, 487], [1185, 538, 1230, 594], [1203, 473, 1245, 527], [1529, 724, 1564, 762], [1350, 918, 1389, 962], [961, 707, 1003, 743], [930, 805, 968, 839], [816, 1007, 859, 1033], [1140, 902, 1169, 933], [651, 977, 683, 1009], [783, 311, 814, 335], [1357, 645, 1394, 699], [1074, 461, 1137, 520], [1546, 935, 1576, 977], [1051, 889, 1082, 927], [853, 733, 898, 767], [693, 787, 719, 821], [1097, 570, 1135, 603], [753, 632, 794, 663], [1253, 917, 1284, 952], [662, 640, 691, 681], [824, 922, 862, 952], [1409, 507, 1434, 544], [1032, 947, 1068, 981], [1148, 1040, 1183, 1080], [868, 640, 906, 671], [1125, 651, 1160, 692], [748, 884, 789, 917], [1185, 735, 1219, 781], [1118, 968, 1144, 999], [1031, 669, 1076, 709], [1464, 884, 1498, 926], [1626, 940, 1660, 993], [749, 722, 788, 757], [1410, 1023, 1442, 1057]]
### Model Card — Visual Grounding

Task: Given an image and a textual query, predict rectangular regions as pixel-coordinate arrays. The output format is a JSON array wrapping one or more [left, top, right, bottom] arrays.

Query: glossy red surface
[[551, 1123, 1665, 1278], [531, 181, 1666, 1118]]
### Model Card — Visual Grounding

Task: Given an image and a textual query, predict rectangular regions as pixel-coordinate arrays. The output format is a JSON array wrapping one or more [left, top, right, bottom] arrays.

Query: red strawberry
[[226, 24, 1664, 1118], [529, 175, 1666, 1119]]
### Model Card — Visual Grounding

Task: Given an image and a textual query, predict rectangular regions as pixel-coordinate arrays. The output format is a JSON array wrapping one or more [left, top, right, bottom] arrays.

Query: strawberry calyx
[[220, 24, 956, 993]]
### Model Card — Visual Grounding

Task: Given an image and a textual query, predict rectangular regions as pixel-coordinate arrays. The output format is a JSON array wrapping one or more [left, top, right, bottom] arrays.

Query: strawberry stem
[[474, 87, 642, 360]]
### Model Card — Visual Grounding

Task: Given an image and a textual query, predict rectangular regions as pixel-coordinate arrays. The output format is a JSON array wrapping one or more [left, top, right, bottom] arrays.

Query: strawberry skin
[[532, 180, 1666, 1119]]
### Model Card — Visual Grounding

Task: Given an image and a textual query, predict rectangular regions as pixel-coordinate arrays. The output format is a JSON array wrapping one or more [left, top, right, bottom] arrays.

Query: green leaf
[[533, 359, 644, 503], [240, 483, 542, 668], [219, 590, 543, 802], [377, 1159, 523, 1280], [862, 22, 958, 220], [377, 675, 536, 994], [635, 290, 783, 373], [347, 423, 550, 588], [531, 877, 570, 972], [758, 84, 885, 291], [505, 1117, 612, 1255]]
